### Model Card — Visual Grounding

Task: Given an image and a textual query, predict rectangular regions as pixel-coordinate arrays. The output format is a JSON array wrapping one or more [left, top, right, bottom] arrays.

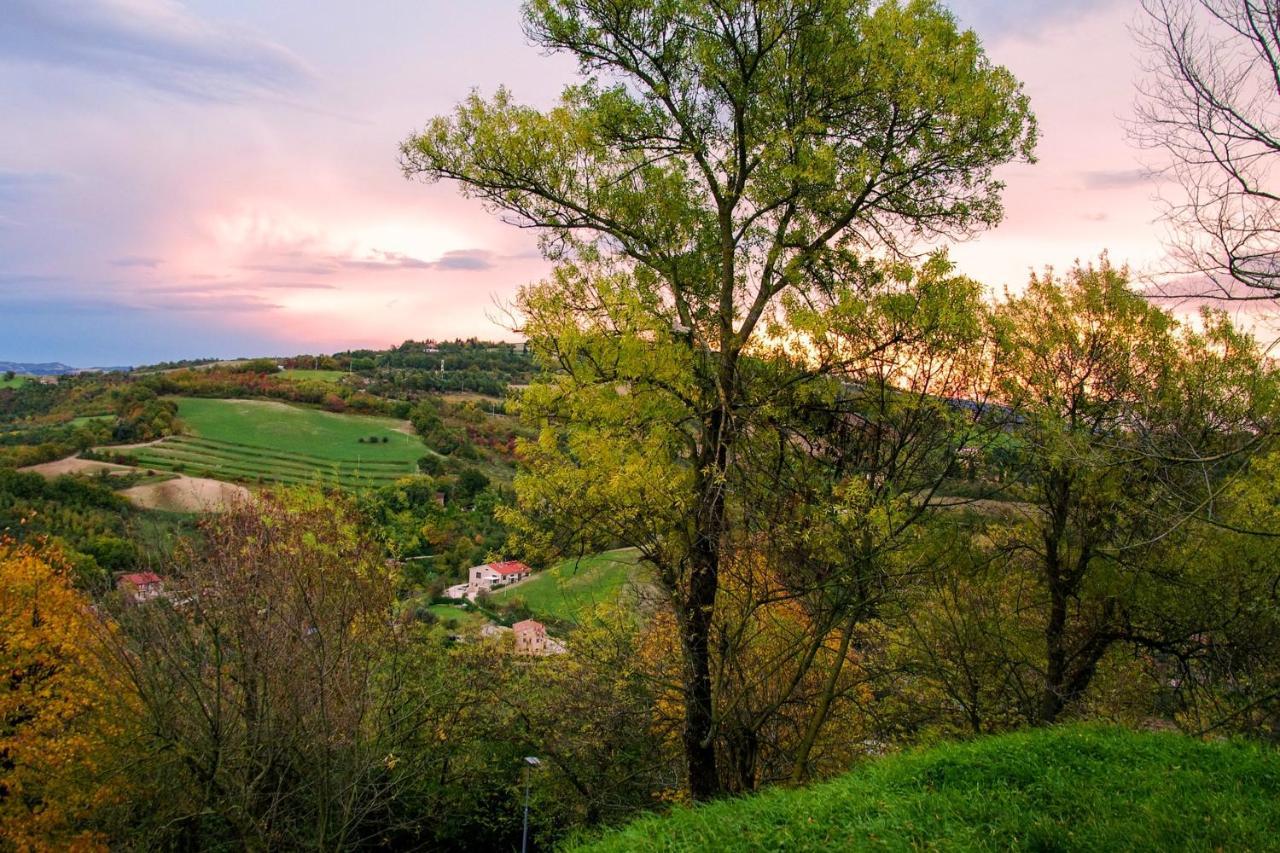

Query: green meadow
[[491, 548, 652, 623], [119, 398, 422, 488], [279, 368, 349, 384]]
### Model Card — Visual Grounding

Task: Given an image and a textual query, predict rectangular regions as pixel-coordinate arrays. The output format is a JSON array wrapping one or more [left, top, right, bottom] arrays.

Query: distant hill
[[571, 726, 1280, 851], [0, 361, 131, 376]]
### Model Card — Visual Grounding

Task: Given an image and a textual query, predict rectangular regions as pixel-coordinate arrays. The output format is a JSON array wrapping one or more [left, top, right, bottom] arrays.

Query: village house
[[467, 560, 531, 595], [512, 619, 566, 656], [116, 571, 165, 603], [512, 619, 548, 656]]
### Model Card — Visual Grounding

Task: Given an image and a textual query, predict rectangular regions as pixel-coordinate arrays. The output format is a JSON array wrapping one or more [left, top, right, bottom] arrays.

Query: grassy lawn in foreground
[[570, 725, 1280, 852], [490, 549, 652, 623]]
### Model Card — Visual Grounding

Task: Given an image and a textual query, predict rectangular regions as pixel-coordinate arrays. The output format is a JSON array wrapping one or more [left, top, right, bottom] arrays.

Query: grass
[[490, 548, 652, 623], [175, 398, 420, 459], [570, 726, 1280, 852], [424, 604, 489, 631], [0, 375, 29, 389], [279, 368, 349, 384], [115, 398, 423, 488]]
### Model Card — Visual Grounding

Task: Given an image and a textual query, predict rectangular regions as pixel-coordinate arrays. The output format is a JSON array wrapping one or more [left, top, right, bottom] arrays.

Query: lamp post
[[522, 756, 541, 853]]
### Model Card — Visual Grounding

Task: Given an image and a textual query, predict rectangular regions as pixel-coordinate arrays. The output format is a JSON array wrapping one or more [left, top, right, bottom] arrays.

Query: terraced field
[[117, 398, 424, 489]]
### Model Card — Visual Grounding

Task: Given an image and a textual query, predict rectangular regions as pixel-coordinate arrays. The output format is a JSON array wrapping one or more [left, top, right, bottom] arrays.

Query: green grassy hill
[[119, 398, 423, 488], [490, 548, 653, 623], [570, 726, 1280, 852]]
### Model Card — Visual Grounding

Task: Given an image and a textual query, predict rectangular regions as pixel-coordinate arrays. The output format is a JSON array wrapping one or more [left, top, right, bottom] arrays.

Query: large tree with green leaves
[[403, 0, 1035, 799], [990, 259, 1274, 724]]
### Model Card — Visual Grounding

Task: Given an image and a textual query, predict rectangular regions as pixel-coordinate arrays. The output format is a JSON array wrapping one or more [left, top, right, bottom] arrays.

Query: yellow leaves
[[0, 541, 129, 851]]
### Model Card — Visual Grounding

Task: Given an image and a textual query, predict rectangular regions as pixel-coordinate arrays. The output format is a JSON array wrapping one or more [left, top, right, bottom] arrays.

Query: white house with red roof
[[467, 560, 532, 596], [116, 571, 165, 603]]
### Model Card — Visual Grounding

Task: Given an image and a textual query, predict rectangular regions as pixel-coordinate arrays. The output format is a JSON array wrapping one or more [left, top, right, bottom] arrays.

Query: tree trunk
[[682, 550, 720, 800], [1038, 578, 1069, 724], [789, 613, 858, 783], [680, 397, 731, 801]]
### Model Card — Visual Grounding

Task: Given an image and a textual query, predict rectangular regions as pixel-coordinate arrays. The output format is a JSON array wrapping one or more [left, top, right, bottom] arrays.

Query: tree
[[1135, 0, 1280, 298], [403, 0, 1035, 800], [103, 490, 430, 848], [0, 539, 131, 850], [990, 258, 1273, 723]]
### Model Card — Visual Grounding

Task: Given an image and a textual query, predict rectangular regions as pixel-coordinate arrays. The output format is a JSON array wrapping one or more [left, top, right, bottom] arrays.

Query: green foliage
[[570, 726, 1280, 851], [0, 468, 138, 590]]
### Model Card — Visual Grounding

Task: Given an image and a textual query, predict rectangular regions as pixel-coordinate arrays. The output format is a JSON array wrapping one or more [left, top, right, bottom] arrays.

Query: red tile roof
[[119, 572, 163, 587], [512, 619, 545, 633], [489, 561, 531, 576]]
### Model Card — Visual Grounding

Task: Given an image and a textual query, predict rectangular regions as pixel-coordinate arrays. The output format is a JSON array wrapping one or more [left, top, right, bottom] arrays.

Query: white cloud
[[0, 0, 313, 100]]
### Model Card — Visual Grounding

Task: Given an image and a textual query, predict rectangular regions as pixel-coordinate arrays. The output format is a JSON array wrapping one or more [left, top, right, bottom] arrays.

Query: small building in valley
[[513, 619, 548, 656], [511, 619, 566, 656], [467, 560, 531, 595], [117, 571, 165, 603]]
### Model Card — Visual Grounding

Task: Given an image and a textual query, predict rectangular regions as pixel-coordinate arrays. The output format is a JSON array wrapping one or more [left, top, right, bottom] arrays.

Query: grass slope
[[176, 398, 420, 460], [571, 726, 1280, 852], [0, 375, 29, 389], [118, 398, 422, 488], [278, 368, 348, 383], [491, 549, 651, 623]]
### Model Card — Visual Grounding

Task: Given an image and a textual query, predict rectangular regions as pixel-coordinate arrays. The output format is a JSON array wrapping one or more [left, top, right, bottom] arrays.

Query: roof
[[512, 619, 545, 633], [119, 571, 163, 586], [489, 560, 531, 576]]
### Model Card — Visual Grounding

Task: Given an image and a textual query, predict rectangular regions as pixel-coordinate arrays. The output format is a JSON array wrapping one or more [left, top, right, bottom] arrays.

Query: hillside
[[570, 727, 1280, 852], [490, 548, 653, 623]]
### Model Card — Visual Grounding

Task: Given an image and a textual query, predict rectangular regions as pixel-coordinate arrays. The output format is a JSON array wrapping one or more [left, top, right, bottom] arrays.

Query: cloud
[[949, 0, 1123, 39], [1078, 169, 1157, 190], [258, 281, 337, 291], [431, 249, 497, 271], [111, 254, 163, 268], [242, 247, 498, 275], [0, 0, 313, 100], [0, 170, 61, 204]]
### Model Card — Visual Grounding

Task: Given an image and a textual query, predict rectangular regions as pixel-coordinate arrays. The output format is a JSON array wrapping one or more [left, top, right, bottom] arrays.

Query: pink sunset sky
[[1, 0, 1171, 365]]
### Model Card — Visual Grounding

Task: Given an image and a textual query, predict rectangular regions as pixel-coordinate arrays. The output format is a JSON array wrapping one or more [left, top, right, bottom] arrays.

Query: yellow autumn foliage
[[0, 539, 130, 851]]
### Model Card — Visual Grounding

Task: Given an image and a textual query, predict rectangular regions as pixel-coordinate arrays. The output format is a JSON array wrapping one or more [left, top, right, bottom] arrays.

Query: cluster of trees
[[138, 366, 405, 417], [403, 0, 1280, 803], [0, 493, 668, 850], [358, 471, 507, 577], [344, 340, 534, 398]]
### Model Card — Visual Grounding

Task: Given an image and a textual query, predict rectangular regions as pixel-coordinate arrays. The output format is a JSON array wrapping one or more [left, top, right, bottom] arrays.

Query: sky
[[0, 0, 1165, 366]]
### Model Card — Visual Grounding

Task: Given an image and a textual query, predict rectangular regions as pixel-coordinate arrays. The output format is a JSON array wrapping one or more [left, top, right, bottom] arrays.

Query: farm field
[[0, 374, 29, 388], [115, 398, 423, 488], [279, 368, 348, 383], [491, 548, 653, 623]]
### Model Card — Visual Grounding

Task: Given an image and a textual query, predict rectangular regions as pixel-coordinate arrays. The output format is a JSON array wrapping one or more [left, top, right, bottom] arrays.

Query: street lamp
[[522, 756, 541, 853]]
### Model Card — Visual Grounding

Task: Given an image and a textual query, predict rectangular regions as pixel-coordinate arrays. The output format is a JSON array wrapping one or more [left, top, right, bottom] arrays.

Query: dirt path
[[20, 456, 135, 477]]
